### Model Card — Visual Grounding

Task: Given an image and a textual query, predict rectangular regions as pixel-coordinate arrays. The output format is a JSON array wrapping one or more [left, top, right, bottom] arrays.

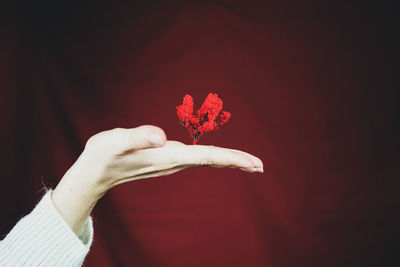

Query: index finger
[[181, 145, 263, 171]]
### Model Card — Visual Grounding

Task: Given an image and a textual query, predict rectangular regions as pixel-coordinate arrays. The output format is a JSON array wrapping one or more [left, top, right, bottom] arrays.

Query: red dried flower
[[176, 93, 231, 144]]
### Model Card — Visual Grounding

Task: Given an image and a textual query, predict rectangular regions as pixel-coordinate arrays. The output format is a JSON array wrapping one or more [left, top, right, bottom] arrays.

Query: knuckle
[[126, 129, 137, 148], [110, 127, 124, 135], [85, 134, 98, 149], [198, 158, 214, 166], [85, 128, 125, 151]]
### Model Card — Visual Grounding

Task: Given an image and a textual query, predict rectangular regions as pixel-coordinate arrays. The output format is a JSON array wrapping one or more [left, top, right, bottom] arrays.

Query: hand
[[51, 125, 263, 235]]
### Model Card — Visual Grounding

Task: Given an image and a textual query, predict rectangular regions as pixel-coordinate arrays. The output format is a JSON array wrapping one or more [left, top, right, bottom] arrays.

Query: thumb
[[126, 125, 167, 150], [105, 125, 166, 153]]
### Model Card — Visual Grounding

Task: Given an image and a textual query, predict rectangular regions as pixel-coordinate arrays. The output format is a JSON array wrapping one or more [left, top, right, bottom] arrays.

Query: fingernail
[[148, 133, 163, 147], [239, 167, 263, 173], [253, 157, 263, 168]]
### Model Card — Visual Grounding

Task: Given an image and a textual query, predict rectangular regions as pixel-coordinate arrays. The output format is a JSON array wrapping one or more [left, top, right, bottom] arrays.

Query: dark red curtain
[[1, 0, 399, 266]]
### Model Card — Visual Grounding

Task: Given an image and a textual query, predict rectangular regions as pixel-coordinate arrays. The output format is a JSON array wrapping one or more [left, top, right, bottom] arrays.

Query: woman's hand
[[51, 125, 263, 235]]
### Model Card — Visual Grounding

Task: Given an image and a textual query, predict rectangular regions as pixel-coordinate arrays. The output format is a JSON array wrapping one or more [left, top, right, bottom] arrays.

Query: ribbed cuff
[[0, 189, 94, 266]]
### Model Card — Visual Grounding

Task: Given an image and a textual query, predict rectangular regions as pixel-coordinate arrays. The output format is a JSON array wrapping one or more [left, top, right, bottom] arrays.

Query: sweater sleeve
[[0, 189, 94, 266]]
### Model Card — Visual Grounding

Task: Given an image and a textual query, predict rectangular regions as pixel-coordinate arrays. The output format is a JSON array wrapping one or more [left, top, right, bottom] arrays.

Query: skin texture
[[51, 125, 264, 235]]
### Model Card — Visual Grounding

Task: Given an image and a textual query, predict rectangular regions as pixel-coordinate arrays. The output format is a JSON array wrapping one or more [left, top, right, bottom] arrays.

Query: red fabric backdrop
[[1, 1, 399, 266]]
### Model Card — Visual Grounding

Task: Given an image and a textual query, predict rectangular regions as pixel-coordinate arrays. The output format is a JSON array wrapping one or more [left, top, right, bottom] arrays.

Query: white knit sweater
[[0, 189, 93, 266]]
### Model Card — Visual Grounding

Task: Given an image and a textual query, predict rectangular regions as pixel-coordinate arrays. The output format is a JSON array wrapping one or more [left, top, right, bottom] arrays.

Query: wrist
[[51, 155, 107, 235], [51, 175, 99, 235]]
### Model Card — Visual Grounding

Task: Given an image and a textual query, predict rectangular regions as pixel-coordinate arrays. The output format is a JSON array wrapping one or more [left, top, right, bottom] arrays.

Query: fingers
[[108, 141, 263, 187], [113, 165, 188, 185], [115, 141, 263, 182], [225, 148, 263, 168], [183, 145, 262, 171]]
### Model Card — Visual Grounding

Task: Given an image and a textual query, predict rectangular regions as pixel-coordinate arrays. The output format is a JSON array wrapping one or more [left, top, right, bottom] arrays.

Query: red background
[[1, 1, 399, 266]]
